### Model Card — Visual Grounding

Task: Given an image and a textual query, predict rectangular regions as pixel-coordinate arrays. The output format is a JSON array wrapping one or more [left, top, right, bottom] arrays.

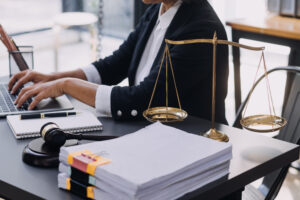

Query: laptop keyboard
[[0, 84, 32, 113]]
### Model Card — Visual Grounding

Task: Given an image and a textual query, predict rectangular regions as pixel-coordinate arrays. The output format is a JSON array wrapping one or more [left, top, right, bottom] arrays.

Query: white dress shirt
[[81, 1, 182, 117]]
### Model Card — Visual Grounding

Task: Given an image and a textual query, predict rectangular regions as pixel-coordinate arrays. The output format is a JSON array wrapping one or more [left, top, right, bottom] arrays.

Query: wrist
[[59, 78, 72, 94]]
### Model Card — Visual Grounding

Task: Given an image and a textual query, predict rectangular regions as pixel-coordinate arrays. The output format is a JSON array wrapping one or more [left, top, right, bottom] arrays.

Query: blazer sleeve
[[110, 22, 228, 121]]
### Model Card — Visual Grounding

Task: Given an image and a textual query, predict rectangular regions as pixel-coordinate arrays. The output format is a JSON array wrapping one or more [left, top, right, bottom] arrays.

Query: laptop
[[0, 82, 73, 117], [0, 24, 73, 117]]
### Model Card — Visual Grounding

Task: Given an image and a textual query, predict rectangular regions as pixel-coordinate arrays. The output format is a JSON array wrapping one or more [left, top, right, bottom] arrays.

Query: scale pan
[[143, 107, 187, 122], [240, 115, 287, 133]]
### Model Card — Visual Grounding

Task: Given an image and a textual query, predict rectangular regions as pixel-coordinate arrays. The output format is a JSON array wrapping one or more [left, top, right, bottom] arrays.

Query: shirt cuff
[[95, 85, 113, 117], [81, 64, 102, 84]]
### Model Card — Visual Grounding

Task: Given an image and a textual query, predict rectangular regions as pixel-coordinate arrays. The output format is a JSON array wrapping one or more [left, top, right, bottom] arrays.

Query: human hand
[[8, 70, 55, 94], [14, 78, 66, 110]]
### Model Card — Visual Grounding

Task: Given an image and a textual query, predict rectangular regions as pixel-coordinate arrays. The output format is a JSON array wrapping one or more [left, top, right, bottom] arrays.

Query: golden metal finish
[[165, 39, 265, 51], [144, 31, 287, 138], [204, 128, 229, 142], [144, 44, 187, 122], [164, 34, 267, 141], [143, 107, 188, 123], [240, 52, 287, 132], [240, 115, 287, 133], [211, 32, 217, 130]]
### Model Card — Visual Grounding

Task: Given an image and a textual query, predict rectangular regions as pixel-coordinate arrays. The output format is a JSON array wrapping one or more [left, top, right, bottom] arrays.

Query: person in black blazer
[[10, 0, 229, 124]]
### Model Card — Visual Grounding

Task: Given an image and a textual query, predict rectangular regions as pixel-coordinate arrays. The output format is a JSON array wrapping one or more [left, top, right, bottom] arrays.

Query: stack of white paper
[[58, 122, 232, 200]]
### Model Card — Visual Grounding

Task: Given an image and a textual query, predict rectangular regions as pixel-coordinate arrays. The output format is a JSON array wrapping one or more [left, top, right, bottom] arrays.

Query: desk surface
[[0, 105, 299, 200], [226, 15, 300, 40]]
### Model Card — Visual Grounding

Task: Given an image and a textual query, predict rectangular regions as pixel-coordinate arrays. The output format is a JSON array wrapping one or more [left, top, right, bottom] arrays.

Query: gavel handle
[[66, 133, 118, 141]]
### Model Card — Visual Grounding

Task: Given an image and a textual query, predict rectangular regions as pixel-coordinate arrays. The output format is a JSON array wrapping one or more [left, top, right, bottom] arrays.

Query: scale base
[[22, 138, 78, 168], [204, 128, 229, 142]]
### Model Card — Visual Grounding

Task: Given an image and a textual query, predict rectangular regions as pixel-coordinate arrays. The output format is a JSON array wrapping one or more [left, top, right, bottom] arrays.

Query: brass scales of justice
[[143, 32, 287, 142]]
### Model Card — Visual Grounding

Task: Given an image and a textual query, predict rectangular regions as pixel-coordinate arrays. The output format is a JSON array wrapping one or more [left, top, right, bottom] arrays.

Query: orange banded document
[[65, 177, 96, 199], [67, 150, 111, 176]]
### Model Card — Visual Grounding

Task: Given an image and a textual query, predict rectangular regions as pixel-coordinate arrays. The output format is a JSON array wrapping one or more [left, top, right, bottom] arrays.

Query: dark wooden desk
[[0, 101, 298, 200], [226, 15, 300, 112]]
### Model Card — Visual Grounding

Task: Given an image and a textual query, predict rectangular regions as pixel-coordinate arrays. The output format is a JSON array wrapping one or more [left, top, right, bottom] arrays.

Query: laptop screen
[[0, 24, 29, 71]]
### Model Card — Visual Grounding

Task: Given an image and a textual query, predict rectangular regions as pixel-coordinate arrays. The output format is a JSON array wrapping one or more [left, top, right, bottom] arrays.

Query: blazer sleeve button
[[117, 110, 122, 117], [131, 110, 138, 117]]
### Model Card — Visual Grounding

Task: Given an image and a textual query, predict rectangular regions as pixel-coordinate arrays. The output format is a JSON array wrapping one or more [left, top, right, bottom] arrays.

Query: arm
[[9, 13, 147, 99], [9, 68, 88, 94], [13, 5, 156, 110], [15, 77, 98, 109], [63, 78, 98, 107]]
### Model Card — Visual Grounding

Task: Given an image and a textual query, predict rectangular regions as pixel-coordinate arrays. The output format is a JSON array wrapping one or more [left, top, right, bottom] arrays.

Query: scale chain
[[166, 44, 183, 110], [147, 46, 167, 110]]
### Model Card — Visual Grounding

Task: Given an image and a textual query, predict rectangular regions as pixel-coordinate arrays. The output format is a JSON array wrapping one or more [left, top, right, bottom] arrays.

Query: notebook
[[6, 110, 102, 139]]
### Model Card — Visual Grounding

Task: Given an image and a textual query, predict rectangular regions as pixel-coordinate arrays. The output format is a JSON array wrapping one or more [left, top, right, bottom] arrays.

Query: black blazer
[[92, 0, 229, 123]]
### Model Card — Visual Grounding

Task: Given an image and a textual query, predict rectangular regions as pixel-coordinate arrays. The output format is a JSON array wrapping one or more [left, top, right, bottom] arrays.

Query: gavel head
[[40, 122, 67, 147]]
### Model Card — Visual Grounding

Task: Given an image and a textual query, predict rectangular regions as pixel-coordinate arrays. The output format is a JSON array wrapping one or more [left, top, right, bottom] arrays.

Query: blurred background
[[0, 0, 289, 124], [0, 1, 298, 198]]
